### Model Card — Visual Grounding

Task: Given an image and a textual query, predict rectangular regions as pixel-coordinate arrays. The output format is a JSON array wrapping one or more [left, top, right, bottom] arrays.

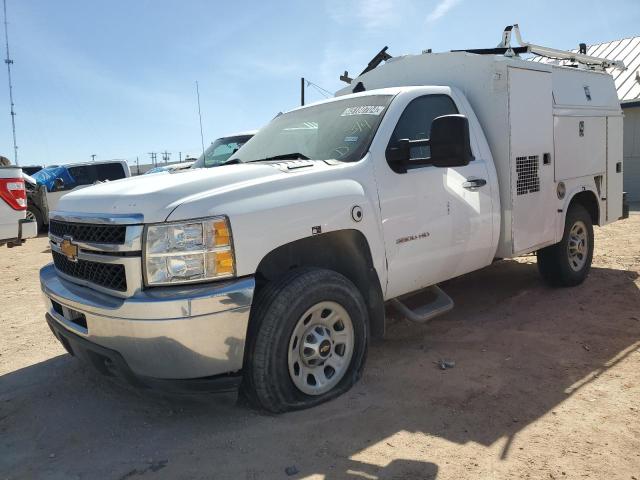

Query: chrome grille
[[52, 251, 127, 292], [49, 220, 127, 244], [48, 215, 143, 297]]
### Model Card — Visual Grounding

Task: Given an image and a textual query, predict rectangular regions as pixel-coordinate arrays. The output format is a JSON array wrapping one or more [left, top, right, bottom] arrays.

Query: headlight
[[144, 216, 235, 286]]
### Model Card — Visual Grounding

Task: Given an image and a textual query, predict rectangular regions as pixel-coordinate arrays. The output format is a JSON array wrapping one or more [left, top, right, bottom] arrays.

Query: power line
[[3, 0, 18, 165], [308, 84, 330, 99], [305, 79, 333, 98]]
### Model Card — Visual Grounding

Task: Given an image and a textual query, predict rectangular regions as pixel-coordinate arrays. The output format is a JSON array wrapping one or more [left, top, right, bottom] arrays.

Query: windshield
[[193, 134, 254, 168], [229, 95, 393, 164], [145, 166, 169, 175]]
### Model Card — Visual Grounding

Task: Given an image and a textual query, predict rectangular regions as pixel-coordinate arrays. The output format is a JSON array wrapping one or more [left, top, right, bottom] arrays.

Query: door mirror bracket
[[386, 138, 431, 173]]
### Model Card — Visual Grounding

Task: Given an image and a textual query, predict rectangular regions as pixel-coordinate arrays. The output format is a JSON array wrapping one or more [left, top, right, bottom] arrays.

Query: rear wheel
[[537, 204, 594, 287], [25, 205, 43, 232], [243, 268, 368, 413]]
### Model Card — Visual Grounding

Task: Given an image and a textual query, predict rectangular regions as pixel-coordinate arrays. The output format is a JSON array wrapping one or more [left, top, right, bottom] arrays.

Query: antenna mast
[[3, 0, 18, 165], [195, 81, 205, 160]]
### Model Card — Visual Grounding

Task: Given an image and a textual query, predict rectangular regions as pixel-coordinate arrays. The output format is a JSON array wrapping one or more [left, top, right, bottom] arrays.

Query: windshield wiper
[[249, 152, 310, 162]]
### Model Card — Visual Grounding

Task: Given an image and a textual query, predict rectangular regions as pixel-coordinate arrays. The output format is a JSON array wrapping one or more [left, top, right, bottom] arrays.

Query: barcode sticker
[[340, 105, 385, 116]]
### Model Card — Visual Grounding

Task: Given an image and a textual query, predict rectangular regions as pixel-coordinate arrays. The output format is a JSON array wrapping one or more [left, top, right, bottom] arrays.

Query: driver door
[[374, 93, 493, 299]]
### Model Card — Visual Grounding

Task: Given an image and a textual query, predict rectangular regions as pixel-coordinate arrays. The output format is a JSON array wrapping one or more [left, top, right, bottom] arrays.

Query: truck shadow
[[1, 260, 638, 479]]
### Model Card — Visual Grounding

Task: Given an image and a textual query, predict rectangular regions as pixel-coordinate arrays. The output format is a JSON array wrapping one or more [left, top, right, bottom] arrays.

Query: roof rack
[[457, 24, 626, 71], [340, 46, 393, 84], [338, 24, 626, 84]]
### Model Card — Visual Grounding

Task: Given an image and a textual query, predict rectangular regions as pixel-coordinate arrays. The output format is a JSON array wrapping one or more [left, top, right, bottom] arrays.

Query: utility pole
[[3, 0, 18, 165], [300, 77, 305, 106], [179, 152, 182, 162], [161, 150, 171, 164], [91, 154, 96, 162], [136, 156, 139, 175], [148, 152, 157, 167]]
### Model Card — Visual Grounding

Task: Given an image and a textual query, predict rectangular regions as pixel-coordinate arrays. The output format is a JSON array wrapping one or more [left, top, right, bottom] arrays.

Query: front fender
[[229, 178, 384, 278]]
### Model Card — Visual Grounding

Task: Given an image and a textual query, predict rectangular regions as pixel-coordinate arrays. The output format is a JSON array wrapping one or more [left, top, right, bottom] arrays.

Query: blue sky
[[1, 0, 639, 167]]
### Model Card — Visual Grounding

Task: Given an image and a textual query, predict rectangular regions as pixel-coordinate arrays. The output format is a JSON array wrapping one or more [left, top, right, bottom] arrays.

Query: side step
[[391, 285, 454, 323]]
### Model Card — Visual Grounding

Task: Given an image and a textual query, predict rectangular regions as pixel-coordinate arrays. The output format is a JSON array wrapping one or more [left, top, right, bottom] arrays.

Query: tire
[[26, 205, 43, 232], [537, 203, 594, 287], [242, 268, 369, 413]]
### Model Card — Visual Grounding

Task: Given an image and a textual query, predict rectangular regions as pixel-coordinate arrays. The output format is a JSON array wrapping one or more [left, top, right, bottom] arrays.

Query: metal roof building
[[532, 37, 640, 201]]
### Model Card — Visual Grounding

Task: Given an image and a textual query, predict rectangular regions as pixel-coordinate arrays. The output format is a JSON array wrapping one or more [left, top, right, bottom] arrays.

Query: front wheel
[[537, 204, 594, 287], [243, 268, 368, 413]]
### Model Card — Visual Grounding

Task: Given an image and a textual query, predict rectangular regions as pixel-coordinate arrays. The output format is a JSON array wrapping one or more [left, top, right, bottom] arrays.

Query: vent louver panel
[[516, 155, 540, 196]]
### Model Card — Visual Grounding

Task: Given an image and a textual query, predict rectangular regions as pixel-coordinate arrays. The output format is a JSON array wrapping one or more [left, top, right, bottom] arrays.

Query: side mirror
[[429, 114, 474, 168], [53, 177, 65, 191]]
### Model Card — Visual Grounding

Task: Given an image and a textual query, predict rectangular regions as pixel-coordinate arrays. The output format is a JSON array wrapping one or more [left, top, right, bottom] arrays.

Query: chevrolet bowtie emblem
[[60, 237, 79, 262]]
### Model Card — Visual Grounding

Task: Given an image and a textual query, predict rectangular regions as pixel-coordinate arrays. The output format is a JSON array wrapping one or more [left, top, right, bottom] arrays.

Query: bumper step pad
[[391, 285, 454, 323]]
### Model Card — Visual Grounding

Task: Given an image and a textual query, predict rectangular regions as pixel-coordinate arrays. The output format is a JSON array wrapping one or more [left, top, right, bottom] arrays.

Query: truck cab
[[39, 29, 625, 413]]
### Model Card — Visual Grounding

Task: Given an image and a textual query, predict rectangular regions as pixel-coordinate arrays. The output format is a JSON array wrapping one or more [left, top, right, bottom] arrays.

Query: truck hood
[[55, 164, 282, 223]]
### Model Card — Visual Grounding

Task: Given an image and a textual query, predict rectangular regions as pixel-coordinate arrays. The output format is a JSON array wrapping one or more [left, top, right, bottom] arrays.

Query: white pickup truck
[[0, 166, 38, 247], [40, 28, 627, 412]]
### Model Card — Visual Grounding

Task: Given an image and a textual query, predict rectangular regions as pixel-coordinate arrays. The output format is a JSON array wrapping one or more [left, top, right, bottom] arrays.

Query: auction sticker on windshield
[[341, 105, 385, 116]]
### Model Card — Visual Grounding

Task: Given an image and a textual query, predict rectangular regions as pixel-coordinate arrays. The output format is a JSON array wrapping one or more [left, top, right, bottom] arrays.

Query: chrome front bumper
[[40, 263, 255, 380]]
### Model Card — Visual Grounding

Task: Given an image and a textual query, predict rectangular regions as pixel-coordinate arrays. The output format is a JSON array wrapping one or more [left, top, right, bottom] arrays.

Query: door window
[[387, 95, 458, 169], [67, 166, 97, 187], [96, 163, 126, 181]]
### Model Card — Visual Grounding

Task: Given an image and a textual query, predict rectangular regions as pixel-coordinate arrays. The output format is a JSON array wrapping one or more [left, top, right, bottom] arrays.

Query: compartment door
[[554, 116, 606, 180], [508, 67, 555, 253], [606, 115, 623, 222]]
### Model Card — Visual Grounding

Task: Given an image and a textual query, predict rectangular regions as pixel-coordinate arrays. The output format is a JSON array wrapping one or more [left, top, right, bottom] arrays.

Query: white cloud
[[426, 0, 461, 23], [358, 0, 399, 29], [325, 0, 403, 29]]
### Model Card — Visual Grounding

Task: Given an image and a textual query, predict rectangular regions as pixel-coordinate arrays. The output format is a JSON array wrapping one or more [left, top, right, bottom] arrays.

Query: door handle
[[462, 178, 487, 190]]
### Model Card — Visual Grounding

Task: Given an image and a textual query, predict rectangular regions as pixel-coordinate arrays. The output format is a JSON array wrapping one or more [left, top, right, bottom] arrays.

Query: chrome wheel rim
[[287, 301, 354, 396], [25, 210, 36, 222], [567, 220, 588, 272]]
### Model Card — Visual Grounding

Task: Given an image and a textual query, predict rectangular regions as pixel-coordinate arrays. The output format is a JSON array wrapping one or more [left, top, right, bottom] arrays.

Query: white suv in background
[[26, 160, 131, 231], [0, 166, 37, 247]]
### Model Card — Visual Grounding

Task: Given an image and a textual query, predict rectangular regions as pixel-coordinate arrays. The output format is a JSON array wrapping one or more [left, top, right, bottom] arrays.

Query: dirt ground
[[1, 216, 639, 480]]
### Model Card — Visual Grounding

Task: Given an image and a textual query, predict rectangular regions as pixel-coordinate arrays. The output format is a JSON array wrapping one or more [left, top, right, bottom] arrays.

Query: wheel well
[[27, 203, 41, 214], [254, 230, 386, 338], [569, 191, 599, 225]]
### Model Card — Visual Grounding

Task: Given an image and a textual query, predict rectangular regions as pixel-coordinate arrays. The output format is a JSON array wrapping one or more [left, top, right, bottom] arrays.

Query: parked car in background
[[144, 161, 195, 175], [0, 166, 37, 247], [191, 131, 257, 168], [27, 160, 130, 230], [21, 165, 45, 176]]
